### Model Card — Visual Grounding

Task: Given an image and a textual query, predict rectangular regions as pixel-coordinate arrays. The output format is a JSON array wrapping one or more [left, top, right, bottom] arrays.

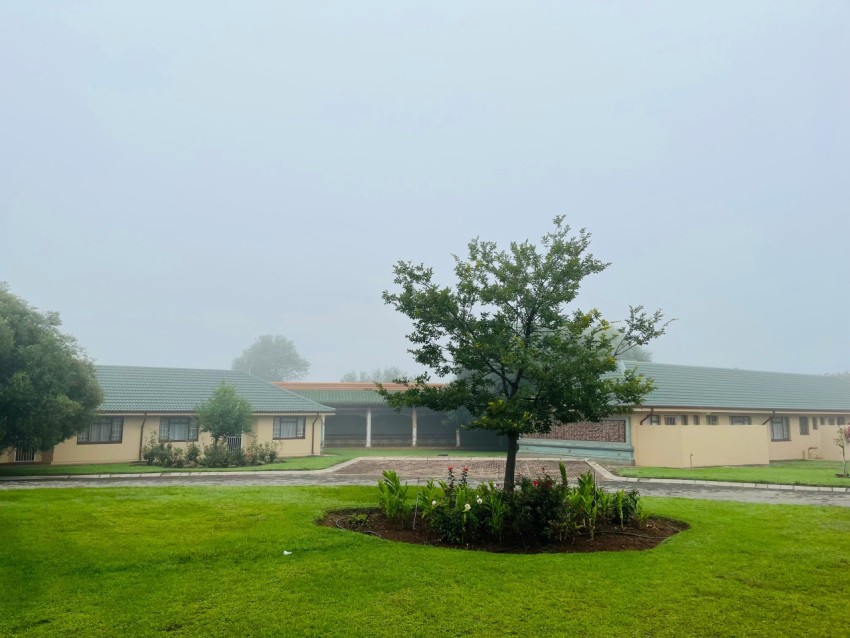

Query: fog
[[2, 2, 848, 380]]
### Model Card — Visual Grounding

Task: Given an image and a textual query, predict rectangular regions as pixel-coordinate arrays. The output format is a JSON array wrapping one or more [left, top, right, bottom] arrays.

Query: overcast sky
[[2, 2, 848, 380]]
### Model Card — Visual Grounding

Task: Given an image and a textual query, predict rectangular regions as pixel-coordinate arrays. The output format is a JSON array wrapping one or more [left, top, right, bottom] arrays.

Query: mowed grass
[[1, 487, 849, 637], [0, 448, 501, 477], [616, 459, 850, 487]]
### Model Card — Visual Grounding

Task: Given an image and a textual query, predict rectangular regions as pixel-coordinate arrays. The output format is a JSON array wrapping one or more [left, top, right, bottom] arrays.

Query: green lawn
[[616, 459, 850, 487], [0, 448, 502, 477], [1, 486, 849, 637]]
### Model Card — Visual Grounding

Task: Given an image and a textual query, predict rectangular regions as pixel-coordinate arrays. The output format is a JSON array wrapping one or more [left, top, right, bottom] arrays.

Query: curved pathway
[[1, 456, 849, 507]]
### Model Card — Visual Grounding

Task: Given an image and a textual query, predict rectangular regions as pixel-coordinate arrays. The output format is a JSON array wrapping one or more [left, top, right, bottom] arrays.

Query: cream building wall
[[19, 412, 325, 466], [632, 411, 769, 468]]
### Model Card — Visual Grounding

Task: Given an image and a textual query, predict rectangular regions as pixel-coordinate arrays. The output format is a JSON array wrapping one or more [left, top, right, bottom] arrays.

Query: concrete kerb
[[585, 458, 850, 494]]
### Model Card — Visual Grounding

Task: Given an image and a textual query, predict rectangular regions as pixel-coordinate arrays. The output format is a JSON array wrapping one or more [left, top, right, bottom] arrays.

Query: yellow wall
[[45, 412, 325, 465], [632, 411, 769, 467]]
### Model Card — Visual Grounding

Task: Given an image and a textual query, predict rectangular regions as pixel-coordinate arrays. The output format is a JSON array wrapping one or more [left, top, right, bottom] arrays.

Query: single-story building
[[1, 365, 334, 465], [276, 382, 504, 450], [521, 362, 850, 467]]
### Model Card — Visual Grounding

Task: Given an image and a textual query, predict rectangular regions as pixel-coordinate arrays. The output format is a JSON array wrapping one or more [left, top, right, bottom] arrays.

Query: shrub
[[377, 470, 410, 523], [185, 443, 201, 464], [380, 464, 644, 547]]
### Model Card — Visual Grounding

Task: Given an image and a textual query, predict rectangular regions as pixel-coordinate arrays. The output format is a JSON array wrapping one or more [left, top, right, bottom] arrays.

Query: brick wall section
[[525, 420, 626, 443]]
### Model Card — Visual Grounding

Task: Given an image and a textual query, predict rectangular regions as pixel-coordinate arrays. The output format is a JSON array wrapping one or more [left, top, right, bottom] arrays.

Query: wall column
[[366, 407, 372, 448], [456, 428, 461, 448], [411, 408, 417, 447], [320, 414, 326, 454]]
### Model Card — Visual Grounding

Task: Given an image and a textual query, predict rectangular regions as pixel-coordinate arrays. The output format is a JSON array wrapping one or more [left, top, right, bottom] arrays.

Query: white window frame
[[273, 416, 306, 440], [159, 417, 199, 442], [78, 417, 124, 444]]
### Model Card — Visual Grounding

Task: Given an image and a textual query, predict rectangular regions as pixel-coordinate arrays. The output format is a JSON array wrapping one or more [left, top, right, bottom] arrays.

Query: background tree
[[380, 217, 669, 490], [340, 366, 407, 383], [608, 329, 653, 362], [0, 284, 102, 452], [195, 383, 253, 444], [232, 334, 310, 381]]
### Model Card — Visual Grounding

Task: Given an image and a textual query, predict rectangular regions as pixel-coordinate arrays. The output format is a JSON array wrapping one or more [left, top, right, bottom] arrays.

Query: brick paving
[[335, 458, 596, 483]]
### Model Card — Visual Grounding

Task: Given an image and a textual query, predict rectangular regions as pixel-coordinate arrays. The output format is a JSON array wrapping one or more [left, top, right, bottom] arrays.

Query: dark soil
[[319, 509, 688, 554]]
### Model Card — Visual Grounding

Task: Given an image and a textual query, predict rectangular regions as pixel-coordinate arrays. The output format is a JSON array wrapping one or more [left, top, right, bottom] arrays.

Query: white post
[[411, 408, 417, 447], [321, 414, 326, 453], [456, 428, 461, 448], [366, 407, 372, 448]]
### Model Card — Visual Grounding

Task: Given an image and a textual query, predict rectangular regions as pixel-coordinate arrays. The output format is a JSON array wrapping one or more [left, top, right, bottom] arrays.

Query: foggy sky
[[2, 2, 848, 380]]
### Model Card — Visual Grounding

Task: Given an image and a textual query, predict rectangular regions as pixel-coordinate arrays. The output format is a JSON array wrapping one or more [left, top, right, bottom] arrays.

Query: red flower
[[447, 466, 453, 471], [462, 467, 469, 472], [532, 480, 539, 486]]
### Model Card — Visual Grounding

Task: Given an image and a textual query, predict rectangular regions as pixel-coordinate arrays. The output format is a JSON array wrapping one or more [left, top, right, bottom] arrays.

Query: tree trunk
[[503, 432, 519, 491]]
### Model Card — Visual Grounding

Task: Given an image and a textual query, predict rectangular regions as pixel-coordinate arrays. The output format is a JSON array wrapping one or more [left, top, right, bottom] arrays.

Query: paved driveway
[[1, 457, 849, 507]]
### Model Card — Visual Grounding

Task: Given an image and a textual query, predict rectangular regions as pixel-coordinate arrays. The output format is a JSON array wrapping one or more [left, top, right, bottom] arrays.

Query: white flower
[[476, 497, 483, 505], [464, 503, 471, 511], [431, 500, 437, 507]]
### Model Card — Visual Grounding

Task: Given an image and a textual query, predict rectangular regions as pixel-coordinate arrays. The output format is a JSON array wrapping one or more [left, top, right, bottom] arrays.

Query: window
[[799, 416, 809, 436], [680, 415, 688, 425], [78, 417, 124, 444], [646, 415, 660, 425], [159, 417, 198, 442], [813, 417, 818, 431], [274, 416, 306, 439], [771, 417, 790, 441], [730, 416, 751, 425], [828, 417, 836, 426], [821, 417, 826, 426], [692, 415, 700, 425], [706, 415, 718, 425], [839, 417, 846, 426], [664, 416, 677, 426]]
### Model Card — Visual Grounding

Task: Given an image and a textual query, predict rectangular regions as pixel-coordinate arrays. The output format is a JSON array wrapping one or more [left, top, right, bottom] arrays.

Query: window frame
[[692, 415, 700, 425], [799, 416, 809, 436], [706, 415, 718, 425], [78, 417, 124, 444], [664, 416, 677, 426], [730, 416, 751, 425], [273, 416, 306, 440], [771, 416, 790, 442], [159, 416, 199, 442]]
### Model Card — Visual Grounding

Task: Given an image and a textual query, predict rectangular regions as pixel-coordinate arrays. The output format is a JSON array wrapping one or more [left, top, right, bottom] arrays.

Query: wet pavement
[[1, 456, 849, 507]]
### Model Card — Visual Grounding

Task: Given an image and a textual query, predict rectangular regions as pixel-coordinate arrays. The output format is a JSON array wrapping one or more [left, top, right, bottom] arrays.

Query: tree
[[195, 383, 253, 444], [232, 334, 310, 381], [609, 329, 653, 362], [0, 284, 103, 453], [379, 217, 669, 490], [341, 366, 407, 383]]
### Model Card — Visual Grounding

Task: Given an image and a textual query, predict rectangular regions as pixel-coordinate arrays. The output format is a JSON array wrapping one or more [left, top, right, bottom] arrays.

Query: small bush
[[377, 470, 410, 523], [383, 463, 644, 547]]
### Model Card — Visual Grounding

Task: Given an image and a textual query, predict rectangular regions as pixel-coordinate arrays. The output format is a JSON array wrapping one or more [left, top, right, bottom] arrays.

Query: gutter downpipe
[[639, 409, 655, 425], [137, 412, 149, 461], [311, 414, 321, 456], [761, 410, 776, 426]]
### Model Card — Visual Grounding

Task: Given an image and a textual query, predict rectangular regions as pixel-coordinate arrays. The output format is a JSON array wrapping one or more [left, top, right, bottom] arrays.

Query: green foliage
[[380, 218, 669, 489], [232, 334, 310, 381], [402, 466, 643, 547], [195, 383, 253, 444], [377, 470, 411, 523], [0, 283, 103, 453], [185, 442, 201, 464], [246, 440, 280, 465], [141, 434, 185, 468]]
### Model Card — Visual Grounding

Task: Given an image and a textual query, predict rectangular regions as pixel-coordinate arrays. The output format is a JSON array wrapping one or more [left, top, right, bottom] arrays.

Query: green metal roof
[[285, 388, 389, 407], [96, 366, 334, 414], [626, 362, 850, 411]]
